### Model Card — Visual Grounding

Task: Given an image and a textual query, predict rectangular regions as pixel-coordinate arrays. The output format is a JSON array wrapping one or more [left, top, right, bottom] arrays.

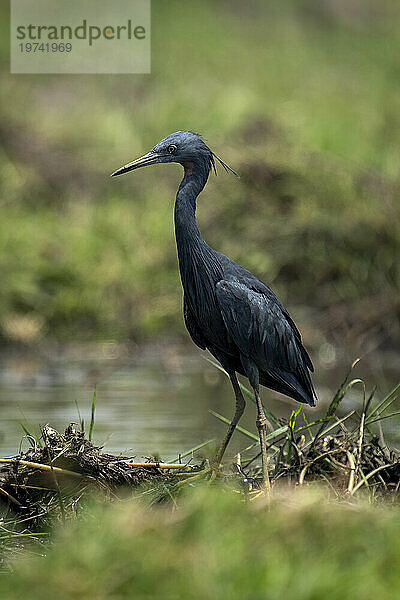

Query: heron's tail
[[259, 368, 317, 407]]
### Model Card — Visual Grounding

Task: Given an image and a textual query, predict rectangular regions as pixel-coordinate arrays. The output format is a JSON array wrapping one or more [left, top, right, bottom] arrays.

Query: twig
[[354, 410, 366, 485], [299, 448, 343, 485], [124, 462, 193, 470], [9, 483, 54, 491], [351, 464, 393, 495], [0, 486, 23, 507], [346, 451, 356, 494], [0, 458, 83, 478]]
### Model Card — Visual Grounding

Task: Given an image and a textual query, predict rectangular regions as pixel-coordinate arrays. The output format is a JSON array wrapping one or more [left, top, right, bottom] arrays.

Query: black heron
[[112, 131, 317, 488]]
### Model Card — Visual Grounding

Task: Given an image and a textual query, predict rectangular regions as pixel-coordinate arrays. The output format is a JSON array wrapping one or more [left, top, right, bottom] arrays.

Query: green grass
[[0, 0, 399, 342], [1, 486, 400, 599]]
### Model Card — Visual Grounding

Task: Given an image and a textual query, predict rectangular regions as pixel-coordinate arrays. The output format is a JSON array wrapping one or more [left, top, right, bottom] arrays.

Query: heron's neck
[[174, 167, 212, 286], [174, 169, 209, 251]]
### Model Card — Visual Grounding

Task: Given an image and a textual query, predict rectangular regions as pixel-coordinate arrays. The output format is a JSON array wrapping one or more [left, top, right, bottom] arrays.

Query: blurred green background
[[0, 0, 399, 354]]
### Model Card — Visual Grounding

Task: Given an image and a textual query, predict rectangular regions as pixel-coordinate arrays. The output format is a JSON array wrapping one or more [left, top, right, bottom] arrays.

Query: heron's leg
[[254, 389, 271, 492], [214, 373, 245, 467]]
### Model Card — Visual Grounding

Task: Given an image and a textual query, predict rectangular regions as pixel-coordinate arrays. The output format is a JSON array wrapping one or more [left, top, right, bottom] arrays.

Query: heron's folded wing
[[215, 279, 314, 401]]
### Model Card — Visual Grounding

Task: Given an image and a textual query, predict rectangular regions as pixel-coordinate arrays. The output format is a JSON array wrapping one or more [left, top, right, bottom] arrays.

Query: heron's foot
[[248, 471, 272, 504], [209, 461, 226, 483], [207, 456, 226, 482]]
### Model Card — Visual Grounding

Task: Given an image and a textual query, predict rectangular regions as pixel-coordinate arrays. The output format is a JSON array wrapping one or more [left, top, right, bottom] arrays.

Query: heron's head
[[111, 131, 238, 178]]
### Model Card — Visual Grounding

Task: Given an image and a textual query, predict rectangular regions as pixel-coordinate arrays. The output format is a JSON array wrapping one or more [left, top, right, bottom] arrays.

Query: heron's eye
[[168, 144, 177, 154]]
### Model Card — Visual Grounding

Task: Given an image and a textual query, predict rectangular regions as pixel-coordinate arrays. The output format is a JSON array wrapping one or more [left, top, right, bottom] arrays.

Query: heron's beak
[[111, 152, 161, 177]]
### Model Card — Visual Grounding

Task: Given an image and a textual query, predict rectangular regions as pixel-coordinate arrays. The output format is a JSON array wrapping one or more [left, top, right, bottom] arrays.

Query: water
[[0, 342, 398, 459]]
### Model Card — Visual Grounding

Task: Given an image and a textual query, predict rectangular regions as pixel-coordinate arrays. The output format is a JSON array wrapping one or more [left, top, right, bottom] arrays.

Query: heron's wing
[[215, 279, 315, 404], [184, 297, 206, 350]]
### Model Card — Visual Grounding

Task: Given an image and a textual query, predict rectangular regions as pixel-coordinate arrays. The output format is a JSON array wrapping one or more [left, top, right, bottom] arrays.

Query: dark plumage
[[112, 131, 317, 488]]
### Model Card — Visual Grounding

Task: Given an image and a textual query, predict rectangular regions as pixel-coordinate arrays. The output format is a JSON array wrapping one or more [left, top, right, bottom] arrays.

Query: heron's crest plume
[[189, 131, 240, 178]]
